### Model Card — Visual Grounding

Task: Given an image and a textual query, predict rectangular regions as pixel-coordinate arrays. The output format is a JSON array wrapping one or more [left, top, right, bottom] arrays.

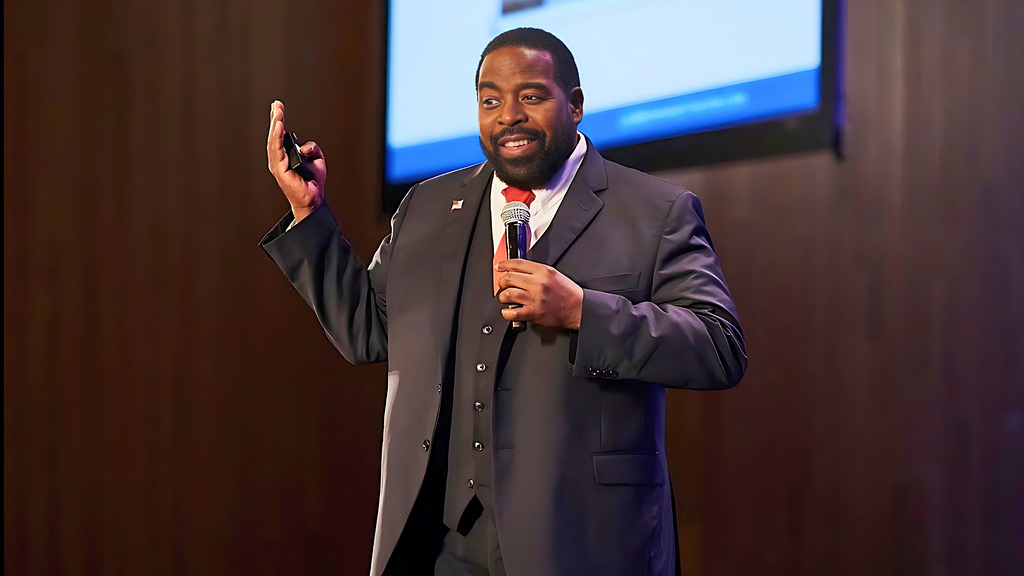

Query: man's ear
[[569, 87, 584, 124]]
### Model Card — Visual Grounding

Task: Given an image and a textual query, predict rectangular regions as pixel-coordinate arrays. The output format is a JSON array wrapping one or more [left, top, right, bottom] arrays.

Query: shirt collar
[[493, 132, 587, 209]]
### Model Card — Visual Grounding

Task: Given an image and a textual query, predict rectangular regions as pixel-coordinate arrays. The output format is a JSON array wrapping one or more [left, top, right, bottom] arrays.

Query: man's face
[[477, 46, 583, 190]]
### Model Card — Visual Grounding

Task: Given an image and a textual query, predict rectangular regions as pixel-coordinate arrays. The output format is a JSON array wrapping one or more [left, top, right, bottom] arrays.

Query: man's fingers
[[497, 271, 534, 291], [267, 104, 277, 149], [301, 141, 324, 160], [273, 100, 286, 125], [498, 286, 529, 305], [501, 306, 528, 322], [267, 103, 288, 168], [268, 121, 287, 167], [268, 101, 285, 143], [494, 258, 543, 273]]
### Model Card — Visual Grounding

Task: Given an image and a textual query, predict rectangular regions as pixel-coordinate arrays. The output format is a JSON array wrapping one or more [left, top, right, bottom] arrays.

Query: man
[[263, 28, 745, 576]]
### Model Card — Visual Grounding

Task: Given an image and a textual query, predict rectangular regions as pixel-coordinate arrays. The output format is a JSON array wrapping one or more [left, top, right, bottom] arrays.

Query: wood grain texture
[[662, 1, 1024, 574], [4, 0, 390, 574], [4, 0, 1021, 575]]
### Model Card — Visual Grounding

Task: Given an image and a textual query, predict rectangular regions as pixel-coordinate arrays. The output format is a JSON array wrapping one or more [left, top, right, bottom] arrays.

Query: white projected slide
[[386, 0, 822, 183]]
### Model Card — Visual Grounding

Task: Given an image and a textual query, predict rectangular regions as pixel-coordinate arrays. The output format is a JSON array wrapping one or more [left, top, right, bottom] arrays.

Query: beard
[[480, 124, 576, 190]]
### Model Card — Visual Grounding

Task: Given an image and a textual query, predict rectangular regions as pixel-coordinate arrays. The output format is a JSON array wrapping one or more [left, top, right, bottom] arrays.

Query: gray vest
[[441, 186, 556, 535], [442, 190, 509, 532]]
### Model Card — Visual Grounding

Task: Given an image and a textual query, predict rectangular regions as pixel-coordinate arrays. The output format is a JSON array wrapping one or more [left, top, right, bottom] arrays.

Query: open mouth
[[498, 135, 539, 157]]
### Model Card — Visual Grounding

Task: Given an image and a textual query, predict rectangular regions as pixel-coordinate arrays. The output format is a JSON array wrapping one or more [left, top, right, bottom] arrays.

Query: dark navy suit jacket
[[261, 141, 746, 576]]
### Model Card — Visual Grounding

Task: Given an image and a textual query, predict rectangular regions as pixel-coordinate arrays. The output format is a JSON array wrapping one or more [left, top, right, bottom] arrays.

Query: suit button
[[422, 440, 430, 451], [473, 441, 483, 451], [482, 325, 492, 334], [476, 363, 486, 372], [474, 401, 484, 411], [437, 383, 442, 393], [467, 478, 474, 488], [609, 370, 619, 378]]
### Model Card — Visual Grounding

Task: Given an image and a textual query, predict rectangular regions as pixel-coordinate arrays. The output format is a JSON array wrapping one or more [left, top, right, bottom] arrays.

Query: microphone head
[[500, 201, 531, 226]]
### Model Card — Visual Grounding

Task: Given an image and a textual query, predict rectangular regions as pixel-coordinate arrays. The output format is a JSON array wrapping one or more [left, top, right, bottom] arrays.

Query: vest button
[[474, 401, 484, 411], [476, 363, 486, 372], [473, 441, 484, 451], [467, 478, 474, 488], [482, 325, 493, 334], [422, 439, 430, 451]]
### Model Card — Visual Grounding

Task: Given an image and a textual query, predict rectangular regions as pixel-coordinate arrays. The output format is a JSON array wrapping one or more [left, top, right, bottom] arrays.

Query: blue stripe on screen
[[385, 67, 819, 184]]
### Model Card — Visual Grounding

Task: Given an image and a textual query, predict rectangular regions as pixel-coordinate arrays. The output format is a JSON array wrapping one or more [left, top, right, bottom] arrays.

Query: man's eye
[[482, 98, 498, 107]]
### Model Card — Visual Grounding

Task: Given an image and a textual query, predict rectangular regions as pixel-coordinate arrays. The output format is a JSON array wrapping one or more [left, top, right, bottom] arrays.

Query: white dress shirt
[[490, 132, 587, 254]]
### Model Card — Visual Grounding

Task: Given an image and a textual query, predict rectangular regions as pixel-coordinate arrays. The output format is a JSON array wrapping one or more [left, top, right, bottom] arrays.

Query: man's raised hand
[[267, 100, 327, 223], [496, 259, 584, 331]]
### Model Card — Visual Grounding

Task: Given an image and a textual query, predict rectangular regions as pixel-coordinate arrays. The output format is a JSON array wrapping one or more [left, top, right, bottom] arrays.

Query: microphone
[[500, 201, 531, 332]]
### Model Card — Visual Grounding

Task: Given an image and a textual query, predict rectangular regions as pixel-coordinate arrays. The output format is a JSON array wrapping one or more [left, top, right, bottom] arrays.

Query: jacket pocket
[[592, 453, 665, 485], [580, 272, 641, 294]]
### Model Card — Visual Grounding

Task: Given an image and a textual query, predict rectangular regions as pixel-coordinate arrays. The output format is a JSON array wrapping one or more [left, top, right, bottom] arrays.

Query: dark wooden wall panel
[[4, 0, 1021, 575], [661, 1, 1024, 574], [5, 0, 391, 574]]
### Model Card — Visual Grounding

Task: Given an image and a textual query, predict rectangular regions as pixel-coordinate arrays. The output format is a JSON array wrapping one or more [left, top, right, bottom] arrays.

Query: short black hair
[[475, 28, 581, 95]]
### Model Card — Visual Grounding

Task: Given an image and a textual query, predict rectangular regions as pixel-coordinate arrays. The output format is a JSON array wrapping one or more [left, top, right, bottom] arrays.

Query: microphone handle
[[505, 222, 529, 332]]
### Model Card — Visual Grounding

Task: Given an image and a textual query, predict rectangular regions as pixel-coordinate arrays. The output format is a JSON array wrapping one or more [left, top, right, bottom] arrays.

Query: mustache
[[490, 127, 545, 149]]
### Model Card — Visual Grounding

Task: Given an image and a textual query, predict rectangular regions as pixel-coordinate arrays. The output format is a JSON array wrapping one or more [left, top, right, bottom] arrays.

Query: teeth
[[503, 139, 532, 148]]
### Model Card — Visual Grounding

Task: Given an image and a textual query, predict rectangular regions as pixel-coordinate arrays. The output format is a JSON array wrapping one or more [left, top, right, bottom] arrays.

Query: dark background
[[4, 0, 1022, 574]]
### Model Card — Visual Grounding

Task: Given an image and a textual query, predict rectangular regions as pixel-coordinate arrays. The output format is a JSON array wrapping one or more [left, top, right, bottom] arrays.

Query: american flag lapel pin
[[451, 199, 464, 211]]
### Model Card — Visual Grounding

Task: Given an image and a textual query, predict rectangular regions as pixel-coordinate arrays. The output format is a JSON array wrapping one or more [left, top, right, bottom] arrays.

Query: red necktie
[[493, 186, 536, 294]]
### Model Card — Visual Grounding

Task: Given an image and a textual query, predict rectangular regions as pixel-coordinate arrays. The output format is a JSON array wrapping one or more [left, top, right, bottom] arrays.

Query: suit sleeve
[[570, 191, 747, 389], [259, 187, 416, 364]]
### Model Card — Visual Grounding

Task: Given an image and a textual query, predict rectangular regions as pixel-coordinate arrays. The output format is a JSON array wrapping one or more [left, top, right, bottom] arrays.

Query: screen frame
[[382, 0, 843, 213]]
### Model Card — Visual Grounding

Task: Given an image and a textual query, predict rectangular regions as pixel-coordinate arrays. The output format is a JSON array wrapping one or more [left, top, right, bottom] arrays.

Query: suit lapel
[[431, 141, 607, 350], [530, 139, 608, 267], [436, 162, 492, 349]]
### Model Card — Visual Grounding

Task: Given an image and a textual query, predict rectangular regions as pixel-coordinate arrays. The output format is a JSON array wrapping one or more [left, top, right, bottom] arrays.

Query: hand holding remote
[[267, 100, 326, 224]]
